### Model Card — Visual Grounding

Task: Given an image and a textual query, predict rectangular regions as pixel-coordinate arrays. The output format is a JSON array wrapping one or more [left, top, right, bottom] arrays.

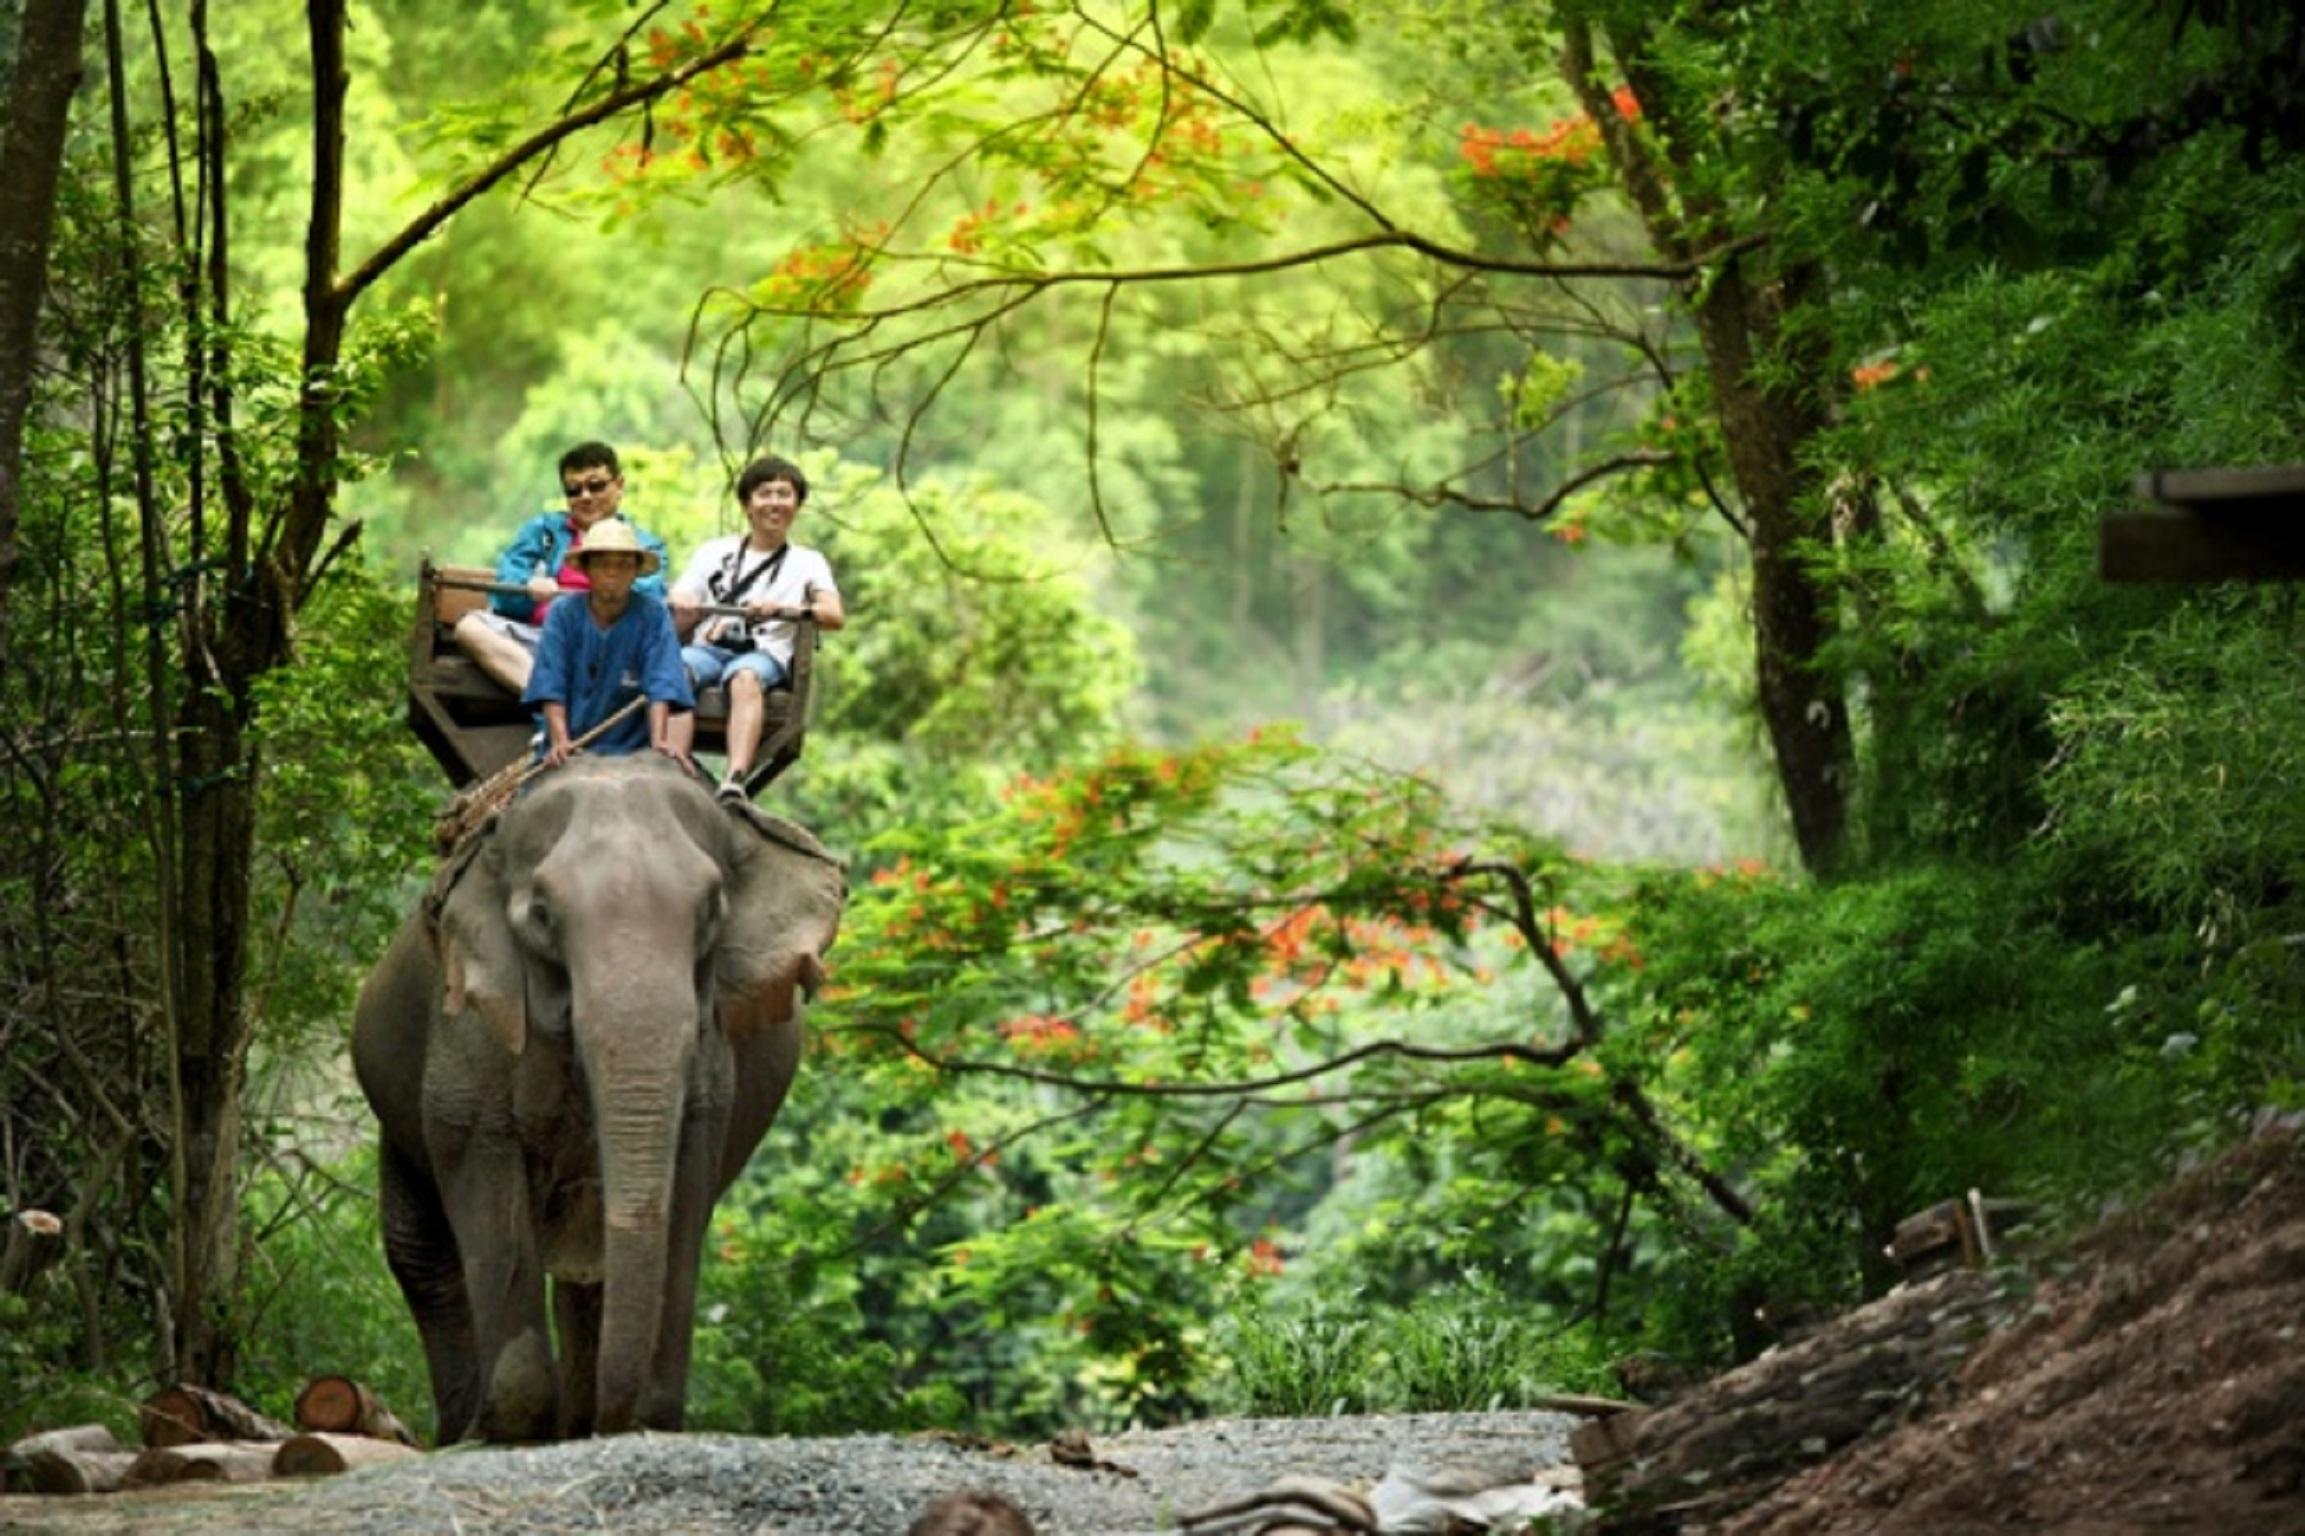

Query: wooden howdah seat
[[408, 558, 817, 792]]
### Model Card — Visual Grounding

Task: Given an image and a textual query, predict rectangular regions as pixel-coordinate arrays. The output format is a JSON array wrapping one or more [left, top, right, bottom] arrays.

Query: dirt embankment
[[1717, 1123, 2305, 1535]]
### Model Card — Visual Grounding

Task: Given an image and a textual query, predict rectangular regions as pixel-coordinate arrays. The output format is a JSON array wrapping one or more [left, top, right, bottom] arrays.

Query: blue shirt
[[522, 591, 693, 757], [489, 512, 670, 621]]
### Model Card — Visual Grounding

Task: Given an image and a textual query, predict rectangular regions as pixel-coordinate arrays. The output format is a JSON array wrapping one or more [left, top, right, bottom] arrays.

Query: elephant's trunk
[[579, 969, 695, 1434]]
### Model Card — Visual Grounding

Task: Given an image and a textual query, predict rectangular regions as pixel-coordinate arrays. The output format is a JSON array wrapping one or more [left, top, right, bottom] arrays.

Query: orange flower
[[1850, 360, 1901, 391]]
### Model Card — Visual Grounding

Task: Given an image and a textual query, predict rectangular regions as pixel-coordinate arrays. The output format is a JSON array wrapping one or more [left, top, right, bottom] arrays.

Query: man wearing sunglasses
[[452, 440, 672, 692]]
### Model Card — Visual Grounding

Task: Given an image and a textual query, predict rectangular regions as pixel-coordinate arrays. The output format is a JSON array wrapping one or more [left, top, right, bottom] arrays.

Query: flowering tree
[[581, 0, 1856, 868]]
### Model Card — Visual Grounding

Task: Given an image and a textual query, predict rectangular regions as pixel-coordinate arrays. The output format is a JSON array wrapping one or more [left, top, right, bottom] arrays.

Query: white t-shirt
[[670, 535, 839, 668]]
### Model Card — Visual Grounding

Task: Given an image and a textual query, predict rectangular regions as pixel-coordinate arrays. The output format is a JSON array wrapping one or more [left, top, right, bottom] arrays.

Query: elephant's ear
[[716, 814, 846, 1042], [431, 839, 528, 1056]]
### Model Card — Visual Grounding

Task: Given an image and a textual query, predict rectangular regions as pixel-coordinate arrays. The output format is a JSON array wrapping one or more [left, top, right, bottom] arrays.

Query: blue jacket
[[489, 511, 670, 621]]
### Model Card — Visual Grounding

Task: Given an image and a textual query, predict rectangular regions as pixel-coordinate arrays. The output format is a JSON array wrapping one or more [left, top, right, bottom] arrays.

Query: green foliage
[[708, 730, 1726, 1428], [229, 1152, 433, 1435], [1599, 852, 2291, 1359], [1212, 1282, 1619, 1416], [2042, 593, 2305, 920]]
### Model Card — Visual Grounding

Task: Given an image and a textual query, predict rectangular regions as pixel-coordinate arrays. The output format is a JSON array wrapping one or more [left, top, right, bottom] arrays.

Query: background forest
[[3, 0, 2302, 1443]]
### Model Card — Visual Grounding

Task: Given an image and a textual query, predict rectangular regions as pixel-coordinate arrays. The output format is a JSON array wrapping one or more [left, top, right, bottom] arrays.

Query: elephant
[[353, 753, 844, 1442]]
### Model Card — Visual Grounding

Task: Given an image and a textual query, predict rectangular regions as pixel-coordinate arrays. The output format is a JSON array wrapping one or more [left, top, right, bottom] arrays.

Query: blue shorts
[[682, 641, 788, 693]]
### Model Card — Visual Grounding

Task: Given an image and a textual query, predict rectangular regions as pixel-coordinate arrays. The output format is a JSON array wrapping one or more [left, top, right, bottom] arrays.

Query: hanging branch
[[101, 0, 192, 1371]]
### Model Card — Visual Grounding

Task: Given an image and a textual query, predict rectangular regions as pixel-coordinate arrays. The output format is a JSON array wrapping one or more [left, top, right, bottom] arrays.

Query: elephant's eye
[[516, 890, 560, 955]]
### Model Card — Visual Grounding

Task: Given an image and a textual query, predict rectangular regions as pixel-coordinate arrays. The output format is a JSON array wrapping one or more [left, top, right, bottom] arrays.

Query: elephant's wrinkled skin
[[354, 755, 843, 1442]]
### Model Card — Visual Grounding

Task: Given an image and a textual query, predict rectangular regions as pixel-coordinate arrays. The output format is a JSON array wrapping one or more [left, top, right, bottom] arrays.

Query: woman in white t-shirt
[[667, 455, 846, 801]]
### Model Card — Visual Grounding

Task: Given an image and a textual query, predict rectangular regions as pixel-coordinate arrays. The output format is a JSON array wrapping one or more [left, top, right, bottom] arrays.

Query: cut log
[[12, 1448, 138, 1494], [4, 1425, 122, 1495], [1587, 1269, 2008, 1533], [126, 1442, 281, 1485], [273, 1431, 422, 1477], [0, 1207, 64, 1296], [293, 1375, 416, 1445], [7, 1423, 122, 1462], [138, 1384, 291, 1448]]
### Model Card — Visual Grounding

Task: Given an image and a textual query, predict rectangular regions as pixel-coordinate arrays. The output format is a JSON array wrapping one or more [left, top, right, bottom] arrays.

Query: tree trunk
[[1564, 19, 1853, 874], [0, 0, 92, 664], [1688, 266, 1851, 872], [166, 680, 262, 1385]]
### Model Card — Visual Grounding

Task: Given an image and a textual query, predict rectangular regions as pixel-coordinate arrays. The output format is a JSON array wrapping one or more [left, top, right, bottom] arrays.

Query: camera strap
[[712, 542, 790, 643], [718, 542, 790, 605]]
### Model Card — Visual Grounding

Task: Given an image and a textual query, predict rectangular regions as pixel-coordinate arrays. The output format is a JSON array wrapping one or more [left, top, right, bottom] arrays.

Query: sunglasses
[[564, 476, 618, 498]]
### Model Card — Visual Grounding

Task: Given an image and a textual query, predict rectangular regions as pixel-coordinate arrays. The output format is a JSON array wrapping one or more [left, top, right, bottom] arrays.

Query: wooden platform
[[407, 559, 815, 791], [2099, 465, 2305, 582]]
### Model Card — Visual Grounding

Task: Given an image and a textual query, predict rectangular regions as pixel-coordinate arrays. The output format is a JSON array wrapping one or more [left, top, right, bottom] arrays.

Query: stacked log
[[4, 1378, 421, 1499], [125, 1442, 281, 1485], [275, 1432, 422, 1476], [294, 1374, 416, 1446], [5, 1425, 136, 1495], [1580, 1268, 2012, 1533], [137, 1384, 292, 1449]]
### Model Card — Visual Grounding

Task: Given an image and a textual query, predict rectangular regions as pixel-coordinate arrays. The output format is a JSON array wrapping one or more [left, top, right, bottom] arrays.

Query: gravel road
[[0, 1410, 1580, 1535]]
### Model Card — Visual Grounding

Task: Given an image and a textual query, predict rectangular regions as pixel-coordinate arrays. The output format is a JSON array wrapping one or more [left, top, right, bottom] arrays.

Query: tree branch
[[847, 1025, 1583, 1098], [746, 229, 1754, 328], [1300, 450, 1672, 522], [334, 24, 770, 311]]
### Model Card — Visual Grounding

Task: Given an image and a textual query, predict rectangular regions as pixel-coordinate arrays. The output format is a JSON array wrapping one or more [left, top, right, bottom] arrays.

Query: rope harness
[[430, 694, 647, 857]]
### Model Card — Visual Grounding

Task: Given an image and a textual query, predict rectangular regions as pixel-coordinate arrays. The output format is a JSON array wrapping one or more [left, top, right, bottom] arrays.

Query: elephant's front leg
[[378, 1141, 480, 1443], [433, 1126, 560, 1441], [638, 1095, 736, 1430]]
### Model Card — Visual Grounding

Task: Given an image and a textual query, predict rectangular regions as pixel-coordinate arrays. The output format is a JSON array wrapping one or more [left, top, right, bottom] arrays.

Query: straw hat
[[566, 518, 661, 575]]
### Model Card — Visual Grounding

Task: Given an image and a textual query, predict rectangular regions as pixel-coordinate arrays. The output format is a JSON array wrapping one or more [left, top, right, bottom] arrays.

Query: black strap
[[707, 542, 791, 645], [717, 542, 789, 605]]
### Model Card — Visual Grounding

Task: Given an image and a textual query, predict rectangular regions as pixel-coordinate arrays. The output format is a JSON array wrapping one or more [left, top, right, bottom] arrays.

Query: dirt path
[[0, 1409, 1578, 1535]]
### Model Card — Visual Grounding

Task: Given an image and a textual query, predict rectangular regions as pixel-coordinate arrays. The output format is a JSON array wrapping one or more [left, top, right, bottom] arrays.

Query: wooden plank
[[2097, 507, 2305, 583], [2134, 465, 2305, 506], [432, 564, 494, 625], [1889, 1198, 1964, 1264]]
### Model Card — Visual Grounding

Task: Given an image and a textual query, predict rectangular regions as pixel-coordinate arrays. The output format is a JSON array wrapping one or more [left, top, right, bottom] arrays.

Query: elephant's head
[[429, 754, 843, 1431]]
